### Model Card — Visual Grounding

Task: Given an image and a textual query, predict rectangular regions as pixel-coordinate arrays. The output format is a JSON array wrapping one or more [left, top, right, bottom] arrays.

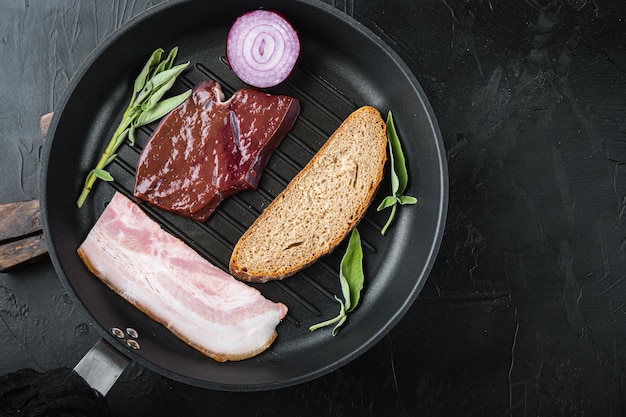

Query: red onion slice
[[227, 10, 300, 88]]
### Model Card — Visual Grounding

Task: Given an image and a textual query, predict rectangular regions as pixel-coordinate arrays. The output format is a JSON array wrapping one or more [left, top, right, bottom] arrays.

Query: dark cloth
[[0, 367, 111, 417]]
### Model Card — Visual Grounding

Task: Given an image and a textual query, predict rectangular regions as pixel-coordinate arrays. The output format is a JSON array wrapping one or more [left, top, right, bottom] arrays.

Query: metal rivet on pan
[[126, 328, 139, 338], [126, 339, 140, 350], [111, 327, 125, 338]]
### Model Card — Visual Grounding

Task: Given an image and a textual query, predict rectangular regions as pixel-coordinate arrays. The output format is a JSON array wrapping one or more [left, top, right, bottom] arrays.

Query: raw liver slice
[[133, 79, 300, 222]]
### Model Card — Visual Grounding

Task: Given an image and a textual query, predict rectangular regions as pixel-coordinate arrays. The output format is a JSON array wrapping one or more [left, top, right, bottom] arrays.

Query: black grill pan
[[40, 0, 448, 391]]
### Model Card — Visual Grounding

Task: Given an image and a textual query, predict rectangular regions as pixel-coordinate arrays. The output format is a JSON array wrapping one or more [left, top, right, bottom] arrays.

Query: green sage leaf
[[93, 169, 114, 182], [154, 46, 178, 75], [128, 124, 136, 146], [148, 62, 189, 91], [339, 269, 352, 312], [134, 48, 164, 95], [386, 111, 409, 195], [398, 195, 418, 205], [112, 128, 129, 150], [388, 137, 400, 196], [134, 61, 189, 109], [141, 74, 178, 111], [135, 89, 191, 126], [103, 153, 118, 167], [377, 195, 397, 211], [341, 229, 364, 313]]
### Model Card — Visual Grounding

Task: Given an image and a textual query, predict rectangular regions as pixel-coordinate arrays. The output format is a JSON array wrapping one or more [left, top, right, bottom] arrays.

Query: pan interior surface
[[40, 0, 447, 390]]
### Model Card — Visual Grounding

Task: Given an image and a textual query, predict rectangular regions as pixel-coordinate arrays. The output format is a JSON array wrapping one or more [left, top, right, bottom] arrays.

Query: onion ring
[[227, 10, 300, 88]]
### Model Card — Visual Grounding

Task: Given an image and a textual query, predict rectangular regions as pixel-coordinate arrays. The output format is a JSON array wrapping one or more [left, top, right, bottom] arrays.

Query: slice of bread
[[229, 106, 387, 282]]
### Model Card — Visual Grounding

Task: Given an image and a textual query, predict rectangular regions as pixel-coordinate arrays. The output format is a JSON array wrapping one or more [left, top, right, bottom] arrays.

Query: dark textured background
[[1, 0, 626, 415]]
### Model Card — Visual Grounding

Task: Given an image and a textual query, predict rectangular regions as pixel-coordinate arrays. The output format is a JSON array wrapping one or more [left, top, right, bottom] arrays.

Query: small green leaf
[[134, 61, 189, 110], [127, 124, 136, 146], [339, 269, 352, 312], [147, 62, 189, 91], [164, 46, 179, 69], [386, 111, 409, 195], [134, 48, 163, 95], [341, 229, 364, 313], [387, 137, 399, 196], [103, 153, 118, 166], [93, 169, 114, 182], [154, 46, 178, 75], [377, 195, 398, 211], [112, 128, 129, 150], [398, 195, 417, 205], [141, 75, 178, 111], [135, 89, 191, 126]]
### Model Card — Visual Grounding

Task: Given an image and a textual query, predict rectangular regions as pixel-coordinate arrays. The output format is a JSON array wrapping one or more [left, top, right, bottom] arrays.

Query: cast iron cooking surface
[[40, 0, 447, 390]]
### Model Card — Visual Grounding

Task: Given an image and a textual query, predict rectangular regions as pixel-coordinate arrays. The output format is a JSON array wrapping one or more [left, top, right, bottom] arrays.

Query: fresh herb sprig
[[310, 112, 416, 334], [76, 47, 192, 208], [377, 111, 417, 234], [309, 229, 364, 335]]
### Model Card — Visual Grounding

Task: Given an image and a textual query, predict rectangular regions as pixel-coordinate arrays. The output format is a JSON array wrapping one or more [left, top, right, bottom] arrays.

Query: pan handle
[[0, 200, 48, 272], [73, 339, 130, 396], [0, 113, 54, 272]]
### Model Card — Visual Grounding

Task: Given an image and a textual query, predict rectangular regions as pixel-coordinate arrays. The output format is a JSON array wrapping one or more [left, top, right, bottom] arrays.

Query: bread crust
[[229, 106, 387, 282]]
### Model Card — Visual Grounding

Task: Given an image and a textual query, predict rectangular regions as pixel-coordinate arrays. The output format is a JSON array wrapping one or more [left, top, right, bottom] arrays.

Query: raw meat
[[133, 79, 300, 222], [77, 192, 288, 362]]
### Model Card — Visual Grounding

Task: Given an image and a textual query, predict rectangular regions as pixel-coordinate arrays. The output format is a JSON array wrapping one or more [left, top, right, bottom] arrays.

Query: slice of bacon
[[77, 192, 288, 362]]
